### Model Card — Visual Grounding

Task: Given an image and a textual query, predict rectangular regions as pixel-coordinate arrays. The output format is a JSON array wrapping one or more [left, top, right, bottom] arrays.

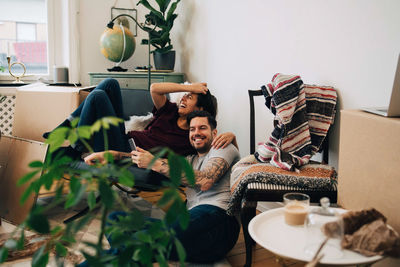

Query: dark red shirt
[[127, 100, 196, 156]]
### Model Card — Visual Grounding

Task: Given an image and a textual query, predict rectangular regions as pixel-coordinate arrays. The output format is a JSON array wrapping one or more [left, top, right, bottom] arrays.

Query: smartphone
[[128, 138, 137, 151]]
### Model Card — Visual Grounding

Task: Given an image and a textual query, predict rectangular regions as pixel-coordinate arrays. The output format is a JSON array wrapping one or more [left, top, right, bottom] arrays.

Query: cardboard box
[[12, 83, 93, 142], [338, 110, 400, 233], [0, 136, 48, 224]]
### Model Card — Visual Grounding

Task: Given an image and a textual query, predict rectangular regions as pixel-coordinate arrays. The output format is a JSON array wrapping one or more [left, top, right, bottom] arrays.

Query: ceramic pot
[[153, 50, 175, 70]]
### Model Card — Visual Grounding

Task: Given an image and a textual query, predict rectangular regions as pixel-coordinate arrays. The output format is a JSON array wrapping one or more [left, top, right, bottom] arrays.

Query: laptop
[[362, 54, 400, 117]]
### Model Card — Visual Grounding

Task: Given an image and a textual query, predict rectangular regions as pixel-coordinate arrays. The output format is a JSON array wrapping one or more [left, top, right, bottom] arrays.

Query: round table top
[[248, 207, 383, 266]]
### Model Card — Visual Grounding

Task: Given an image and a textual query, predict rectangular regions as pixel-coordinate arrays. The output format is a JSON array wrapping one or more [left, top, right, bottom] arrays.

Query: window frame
[[0, 0, 56, 82]]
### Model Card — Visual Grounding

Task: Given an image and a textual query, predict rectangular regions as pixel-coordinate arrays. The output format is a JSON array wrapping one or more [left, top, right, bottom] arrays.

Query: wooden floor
[[226, 223, 305, 267], [140, 191, 306, 267]]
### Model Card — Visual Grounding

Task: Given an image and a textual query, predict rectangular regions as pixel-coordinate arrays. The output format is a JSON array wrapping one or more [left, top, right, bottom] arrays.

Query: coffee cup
[[283, 193, 310, 226]]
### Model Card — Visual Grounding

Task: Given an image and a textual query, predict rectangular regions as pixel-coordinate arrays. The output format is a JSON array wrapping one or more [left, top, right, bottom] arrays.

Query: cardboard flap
[[0, 136, 47, 224]]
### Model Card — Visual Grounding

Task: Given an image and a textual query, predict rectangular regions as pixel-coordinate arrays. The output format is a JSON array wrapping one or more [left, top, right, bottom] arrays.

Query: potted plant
[[137, 0, 181, 70], [0, 117, 194, 266]]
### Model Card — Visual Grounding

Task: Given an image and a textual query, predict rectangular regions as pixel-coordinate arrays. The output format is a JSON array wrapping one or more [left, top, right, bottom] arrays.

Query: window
[[17, 23, 36, 41], [0, 0, 50, 79]]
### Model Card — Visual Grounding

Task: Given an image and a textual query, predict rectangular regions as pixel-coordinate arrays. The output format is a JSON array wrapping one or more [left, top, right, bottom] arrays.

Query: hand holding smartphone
[[128, 138, 137, 151]]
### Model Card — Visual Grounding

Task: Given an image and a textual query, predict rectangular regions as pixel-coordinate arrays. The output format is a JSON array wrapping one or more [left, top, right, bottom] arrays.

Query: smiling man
[[130, 110, 241, 263]]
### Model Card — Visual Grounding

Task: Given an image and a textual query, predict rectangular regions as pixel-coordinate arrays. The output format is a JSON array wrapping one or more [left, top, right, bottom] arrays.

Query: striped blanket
[[255, 74, 337, 171], [226, 155, 337, 216]]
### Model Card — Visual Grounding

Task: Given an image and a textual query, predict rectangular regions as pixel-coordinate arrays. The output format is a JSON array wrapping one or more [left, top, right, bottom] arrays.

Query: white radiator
[[0, 88, 17, 136]]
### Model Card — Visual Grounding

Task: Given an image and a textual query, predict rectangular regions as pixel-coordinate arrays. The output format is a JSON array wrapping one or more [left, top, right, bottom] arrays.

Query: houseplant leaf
[[174, 238, 186, 265], [168, 153, 181, 187], [87, 191, 96, 210], [99, 179, 114, 209], [137, 0, 163, 20], [32, 246, 49, 267], [166, 0, 180, 22], [55, 243, 68, 257], [155, 0, 170, 13], [17, 170, 39, 186], [27, 211, 50, 234], [0, 247, 8, 263]]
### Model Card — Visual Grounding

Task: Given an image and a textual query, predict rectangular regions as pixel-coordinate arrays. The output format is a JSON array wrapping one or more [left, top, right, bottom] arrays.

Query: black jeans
[[104, 205, 239, 264], [69, 161, 169, 191]]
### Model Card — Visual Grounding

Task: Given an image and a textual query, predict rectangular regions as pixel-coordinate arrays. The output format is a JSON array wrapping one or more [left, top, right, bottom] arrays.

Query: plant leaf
[[73, 213, 92, 233], [118, 170, 134, 188], [87, 191, 96, 210], [166, 0, 180, 22], [17, 230, 25, 250], [55, 243, 67, 257], [76, 125, 92, 139], [157, 188, 177, 207], [17, 170, 39, 186], [136, 231, 152, 243], [118, 245, 135, 265], [168, 153, 181, 187], [180, 157, 195, 186], [138, 0, 164, 20], [81, 251, 101, 266], [99, 179, 114, 209], [45, 127, 70, 152], [67, 129, 78, 145], [70, 117, 80, 128], [90, 120, 102, 133], [29, 161, 43, 168], [0, 247, 8, 263], [174, 238, 186, 265], [177, 205, 190, 230], [155, 253, 168, 267], [65, 183, 87, 209], [50, 225, 63, 235], [27, 212, 50, 234], [20, 182, 35, 204], [32, 246, 49, 267]]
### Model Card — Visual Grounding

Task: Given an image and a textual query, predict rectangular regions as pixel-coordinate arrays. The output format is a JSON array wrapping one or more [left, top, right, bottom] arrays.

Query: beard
[[191, 135, 213, 154]]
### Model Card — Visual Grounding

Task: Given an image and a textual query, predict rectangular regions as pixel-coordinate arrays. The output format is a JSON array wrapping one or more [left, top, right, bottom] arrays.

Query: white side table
[[248, 208, 383, 266]]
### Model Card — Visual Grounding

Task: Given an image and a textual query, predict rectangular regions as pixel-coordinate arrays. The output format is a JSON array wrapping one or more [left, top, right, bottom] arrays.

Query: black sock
[[43, 119, 72, 139], [50, 146, 82, 161]]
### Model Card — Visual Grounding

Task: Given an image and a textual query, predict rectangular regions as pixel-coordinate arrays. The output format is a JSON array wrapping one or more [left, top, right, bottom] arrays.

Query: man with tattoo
[[75, 109, 239, 267], [130, 110, 240, 263]]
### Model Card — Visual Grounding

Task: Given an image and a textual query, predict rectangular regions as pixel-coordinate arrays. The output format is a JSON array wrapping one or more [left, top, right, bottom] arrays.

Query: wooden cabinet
[[88, 71, 185, 90]]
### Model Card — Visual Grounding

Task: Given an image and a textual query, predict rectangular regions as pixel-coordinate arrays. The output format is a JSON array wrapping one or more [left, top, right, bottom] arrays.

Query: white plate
[[248, 208, 383, 265]]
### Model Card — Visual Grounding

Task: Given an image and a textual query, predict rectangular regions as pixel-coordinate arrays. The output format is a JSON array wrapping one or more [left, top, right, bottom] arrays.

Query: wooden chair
[[240, 89, 338, 267]]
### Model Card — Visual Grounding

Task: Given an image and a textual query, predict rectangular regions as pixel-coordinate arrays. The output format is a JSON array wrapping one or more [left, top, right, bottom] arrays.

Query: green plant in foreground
[[137, 0, 181, 54], [0, 117, 195, 267]]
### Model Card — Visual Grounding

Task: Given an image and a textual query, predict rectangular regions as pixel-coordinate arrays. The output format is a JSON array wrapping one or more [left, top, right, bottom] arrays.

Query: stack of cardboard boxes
[[0, 83, 93, 224]]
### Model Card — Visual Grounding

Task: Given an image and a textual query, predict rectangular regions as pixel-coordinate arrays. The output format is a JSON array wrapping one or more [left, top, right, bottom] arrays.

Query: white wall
[[78, 0, 400, 169], [78, 0, 151, 82], [173, 0, 400, 169]]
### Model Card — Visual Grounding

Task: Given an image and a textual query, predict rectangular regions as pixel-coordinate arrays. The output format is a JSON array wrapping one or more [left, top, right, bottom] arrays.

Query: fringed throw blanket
[[255, 73, 337, 171], [226, 155, 337, 216]]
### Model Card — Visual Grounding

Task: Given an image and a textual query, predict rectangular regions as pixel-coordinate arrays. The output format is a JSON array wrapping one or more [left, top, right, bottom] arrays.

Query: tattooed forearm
[[152, 158, 170, 177], [152, 157, 229, 191], [192, 157, 229, 191]]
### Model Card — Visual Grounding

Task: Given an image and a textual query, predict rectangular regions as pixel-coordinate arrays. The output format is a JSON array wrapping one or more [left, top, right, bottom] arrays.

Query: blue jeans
[[78, 205, 239, 266], [72, 78, 129, 152], [170, 204, 240, 263]]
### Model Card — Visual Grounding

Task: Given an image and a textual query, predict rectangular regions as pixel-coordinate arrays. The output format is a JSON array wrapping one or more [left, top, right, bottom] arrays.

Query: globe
[[100, 25, 136, 63]]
